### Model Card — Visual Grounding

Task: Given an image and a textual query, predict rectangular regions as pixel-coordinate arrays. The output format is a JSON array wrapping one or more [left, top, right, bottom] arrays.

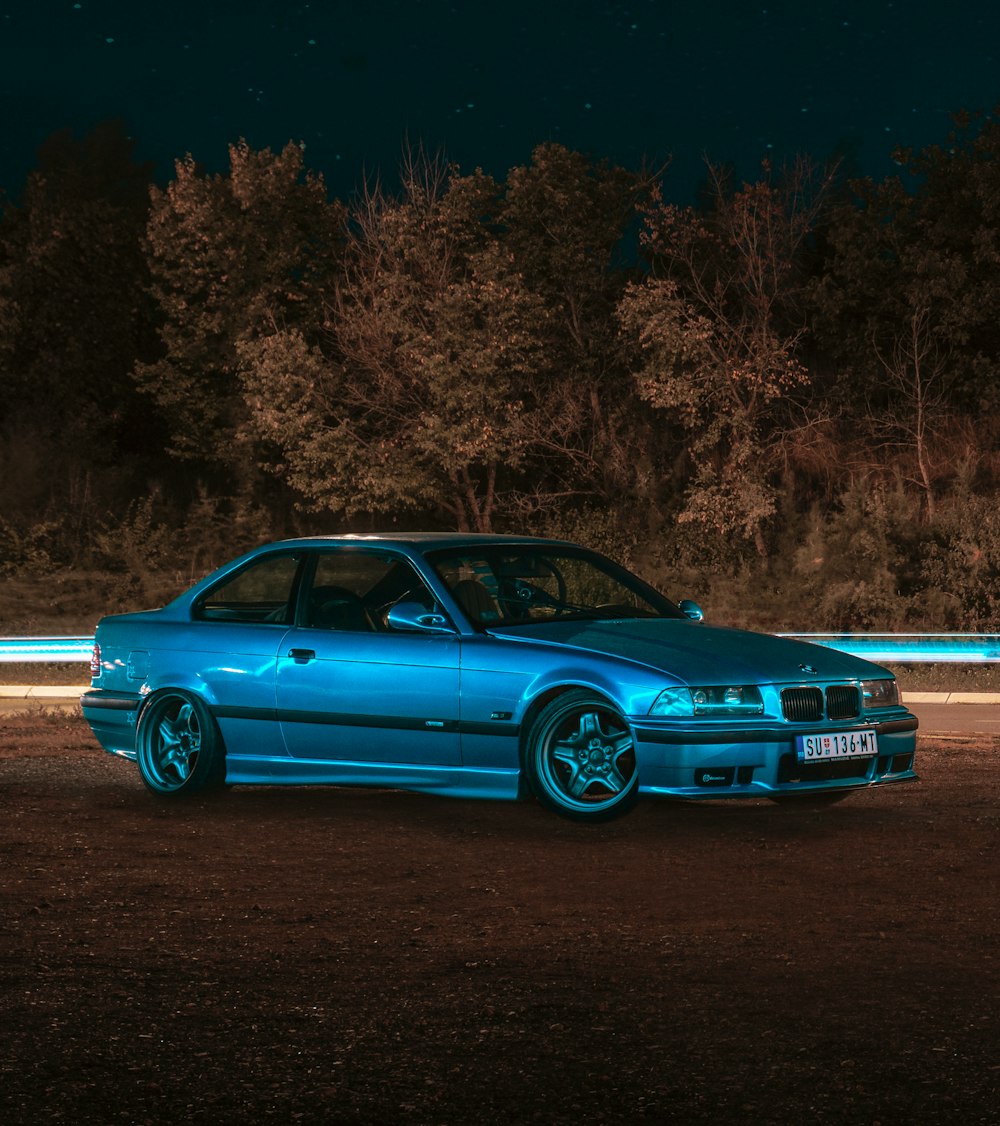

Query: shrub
[[918, 498, 1000, 630], [0, 517, 61, 575]]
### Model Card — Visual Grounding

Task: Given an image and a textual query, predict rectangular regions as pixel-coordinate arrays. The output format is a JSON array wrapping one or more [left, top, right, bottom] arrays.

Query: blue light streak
[[2, 634, 1000, 665], [0, 638, 95, 662], [779, 635, 1000, 663]]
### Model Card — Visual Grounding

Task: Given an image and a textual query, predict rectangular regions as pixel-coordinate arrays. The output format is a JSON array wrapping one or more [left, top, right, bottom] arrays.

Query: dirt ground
[[1, 716, 998, 1125]]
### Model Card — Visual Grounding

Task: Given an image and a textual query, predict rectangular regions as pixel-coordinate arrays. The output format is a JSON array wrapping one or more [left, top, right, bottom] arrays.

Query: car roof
[[269, 532, 573, 552], [158, 532, 581, 616]]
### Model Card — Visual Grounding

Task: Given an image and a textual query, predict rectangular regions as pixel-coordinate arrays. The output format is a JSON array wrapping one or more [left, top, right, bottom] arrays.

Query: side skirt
[[224, 754, 522, 801]]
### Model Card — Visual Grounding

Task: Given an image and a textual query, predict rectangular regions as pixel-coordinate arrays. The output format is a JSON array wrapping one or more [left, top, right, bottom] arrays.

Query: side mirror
[[678, 599, 704, 622], [386, 601, 455, 634]]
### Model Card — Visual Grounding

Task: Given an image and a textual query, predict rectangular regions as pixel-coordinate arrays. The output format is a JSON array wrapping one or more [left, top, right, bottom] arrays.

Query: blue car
[[82, 534, 918, 822]]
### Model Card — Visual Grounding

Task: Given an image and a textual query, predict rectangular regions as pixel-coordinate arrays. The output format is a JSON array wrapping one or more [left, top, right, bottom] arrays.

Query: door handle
[[288, 648, 316, 663]]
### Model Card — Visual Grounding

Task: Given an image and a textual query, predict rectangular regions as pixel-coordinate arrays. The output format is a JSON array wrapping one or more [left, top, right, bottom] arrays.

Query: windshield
[[426, 545, 684, 628]]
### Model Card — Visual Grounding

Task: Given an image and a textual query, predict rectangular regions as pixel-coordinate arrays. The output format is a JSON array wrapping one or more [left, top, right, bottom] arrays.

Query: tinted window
[[304, 551, 435, 631], [197, 553, 301, 624], [429, 546, 681, 627]]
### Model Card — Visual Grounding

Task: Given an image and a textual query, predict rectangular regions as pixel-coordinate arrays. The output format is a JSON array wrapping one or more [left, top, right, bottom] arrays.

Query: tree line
[[1, 115, 998, 629]]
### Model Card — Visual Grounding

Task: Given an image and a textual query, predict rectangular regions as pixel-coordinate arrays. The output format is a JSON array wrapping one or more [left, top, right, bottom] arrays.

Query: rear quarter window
[[195, 553, 301, 624]]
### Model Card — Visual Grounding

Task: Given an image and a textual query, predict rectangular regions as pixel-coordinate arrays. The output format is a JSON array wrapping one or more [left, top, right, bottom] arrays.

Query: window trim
[[192, 550, 307, 626], [292, 547, 456, 634]]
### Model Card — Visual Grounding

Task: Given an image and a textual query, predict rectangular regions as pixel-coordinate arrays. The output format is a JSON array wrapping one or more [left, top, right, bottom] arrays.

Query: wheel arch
[[135, 683, 225, 735], [136, 684, 230, 760], [138, 676, 222, 717]]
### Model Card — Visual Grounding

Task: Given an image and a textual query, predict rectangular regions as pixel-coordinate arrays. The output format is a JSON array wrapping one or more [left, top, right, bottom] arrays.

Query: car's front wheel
[[136, 691, 226, 797], [524, 691, 639, 822]]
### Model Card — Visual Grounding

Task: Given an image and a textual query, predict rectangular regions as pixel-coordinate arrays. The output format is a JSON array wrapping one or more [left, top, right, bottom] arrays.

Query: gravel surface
[[1, 717, 998, 1124]]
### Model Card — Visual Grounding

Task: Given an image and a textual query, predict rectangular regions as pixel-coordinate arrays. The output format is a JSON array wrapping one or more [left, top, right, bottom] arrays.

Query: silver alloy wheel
[[526, 691, 638, 821], [136, 691, 225, 796]]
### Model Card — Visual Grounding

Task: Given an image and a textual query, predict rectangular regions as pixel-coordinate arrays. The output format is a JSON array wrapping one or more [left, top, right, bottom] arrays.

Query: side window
[[304, 551, 435, 631], [432, 556, 502, 625], [196, 554, 301, 624]]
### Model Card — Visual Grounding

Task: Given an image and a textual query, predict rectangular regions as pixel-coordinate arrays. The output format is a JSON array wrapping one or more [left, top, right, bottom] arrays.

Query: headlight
[[862, 679, 899, 709], [650, 685, 764, 717]]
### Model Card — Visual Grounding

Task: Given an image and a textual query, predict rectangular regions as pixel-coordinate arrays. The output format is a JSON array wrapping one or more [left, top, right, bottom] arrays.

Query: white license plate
[[796, 731, 879, 760]]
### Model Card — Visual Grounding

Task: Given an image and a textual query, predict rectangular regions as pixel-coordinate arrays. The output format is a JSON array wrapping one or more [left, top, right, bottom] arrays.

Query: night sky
[[2, 0, 1000, 202]]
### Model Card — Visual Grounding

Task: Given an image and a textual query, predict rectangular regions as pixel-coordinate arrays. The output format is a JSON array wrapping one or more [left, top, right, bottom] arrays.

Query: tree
[[137, 140, 344, 486], [870, 306, 950, 519], [0, 121, 157, 524], [239, 145, 661, 534], [498, 144, 651, 516], [239, 155, 543, 531], [619, 158, 835, 555], [810, 112, 1000, 509]]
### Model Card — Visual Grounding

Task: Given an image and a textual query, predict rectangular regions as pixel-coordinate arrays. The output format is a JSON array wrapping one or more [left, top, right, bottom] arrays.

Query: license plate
[[796, 731, 879, 760]]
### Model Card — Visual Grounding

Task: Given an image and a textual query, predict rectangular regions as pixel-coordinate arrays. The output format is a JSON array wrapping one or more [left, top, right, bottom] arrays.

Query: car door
[[189, 548, 304, 762], [275, 548, 462, 765]]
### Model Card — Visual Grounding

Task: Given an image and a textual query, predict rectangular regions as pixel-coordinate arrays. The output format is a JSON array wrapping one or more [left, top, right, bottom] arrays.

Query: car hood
[[485, 618, 888, 685]]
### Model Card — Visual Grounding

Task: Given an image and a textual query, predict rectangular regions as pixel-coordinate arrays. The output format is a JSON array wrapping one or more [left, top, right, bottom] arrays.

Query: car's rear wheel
[[524, 691, 639, 822], [136, 691, 226, 796]]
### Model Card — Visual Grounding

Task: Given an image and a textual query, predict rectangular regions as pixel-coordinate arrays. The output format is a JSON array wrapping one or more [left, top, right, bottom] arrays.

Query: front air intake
[[781, 687, 823, 722], [826, 685, 860, 720]]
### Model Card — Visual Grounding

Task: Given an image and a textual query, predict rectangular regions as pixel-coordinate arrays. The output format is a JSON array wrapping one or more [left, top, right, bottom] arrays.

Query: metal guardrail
[[2, 633, 1000, 663]]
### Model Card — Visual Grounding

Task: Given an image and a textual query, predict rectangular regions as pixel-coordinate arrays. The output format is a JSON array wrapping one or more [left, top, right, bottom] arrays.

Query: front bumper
[[632, 710, 918, 798]]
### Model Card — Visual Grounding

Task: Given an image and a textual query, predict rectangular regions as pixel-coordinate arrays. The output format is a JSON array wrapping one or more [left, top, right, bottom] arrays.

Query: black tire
[[136, 691, 227, 797], [768, 791, 851, 807], [524, 691, 639, 822]]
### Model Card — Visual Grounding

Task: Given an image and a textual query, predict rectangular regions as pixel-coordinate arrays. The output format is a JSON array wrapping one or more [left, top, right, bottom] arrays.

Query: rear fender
[[138, 675, 222, 717]]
